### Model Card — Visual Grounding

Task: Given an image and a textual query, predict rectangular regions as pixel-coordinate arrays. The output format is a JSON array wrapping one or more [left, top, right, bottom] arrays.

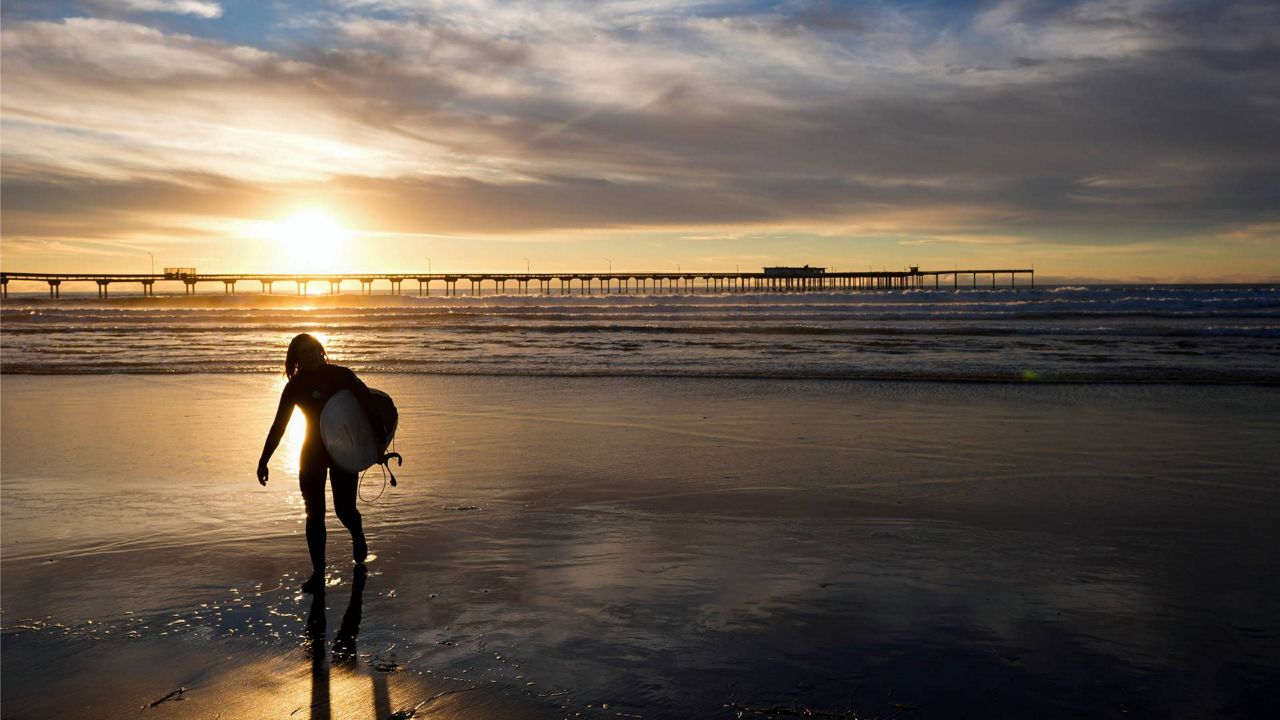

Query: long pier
[[0, 268, 1033, 299]]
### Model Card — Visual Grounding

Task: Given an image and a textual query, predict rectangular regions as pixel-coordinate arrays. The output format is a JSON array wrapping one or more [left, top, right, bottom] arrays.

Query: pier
[[0, 267, 1034, 299]]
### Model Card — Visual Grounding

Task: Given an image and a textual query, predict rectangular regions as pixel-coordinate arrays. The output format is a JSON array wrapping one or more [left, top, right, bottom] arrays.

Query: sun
[[270, 208, 348, 274]]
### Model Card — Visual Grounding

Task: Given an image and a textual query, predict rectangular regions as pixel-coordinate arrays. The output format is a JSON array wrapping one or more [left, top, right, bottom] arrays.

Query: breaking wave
[[2, 285, 1278, 382]]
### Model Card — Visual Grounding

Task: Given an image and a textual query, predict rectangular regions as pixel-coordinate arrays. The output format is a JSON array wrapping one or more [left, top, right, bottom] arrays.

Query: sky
[[1, 0, 1278, 281]]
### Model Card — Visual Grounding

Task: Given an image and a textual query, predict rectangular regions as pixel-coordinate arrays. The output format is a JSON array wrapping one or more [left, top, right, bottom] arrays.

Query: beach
[[6, 0, 1280, 715], [3, 373, 1278, 718]]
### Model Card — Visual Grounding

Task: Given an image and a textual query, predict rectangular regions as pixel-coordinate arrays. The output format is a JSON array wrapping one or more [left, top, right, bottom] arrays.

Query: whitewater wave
[[2, 284, 1277, 382]]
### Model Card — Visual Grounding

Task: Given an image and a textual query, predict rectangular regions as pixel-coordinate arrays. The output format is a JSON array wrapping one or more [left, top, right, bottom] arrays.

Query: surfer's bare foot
[[302, 572, 325, 594], [353, 537, 368, 564]]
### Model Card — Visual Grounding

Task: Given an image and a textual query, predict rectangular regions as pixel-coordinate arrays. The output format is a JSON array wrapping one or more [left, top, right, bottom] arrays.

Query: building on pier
[[763, 265, 825, 277]]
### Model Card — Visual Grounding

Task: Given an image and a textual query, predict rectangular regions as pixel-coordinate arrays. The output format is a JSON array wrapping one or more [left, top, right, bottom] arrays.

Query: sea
[[2, 284, 1278, 381]]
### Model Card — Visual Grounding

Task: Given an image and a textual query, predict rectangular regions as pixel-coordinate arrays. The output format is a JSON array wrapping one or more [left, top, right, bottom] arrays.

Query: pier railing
[[0, 268, 1033, 299]]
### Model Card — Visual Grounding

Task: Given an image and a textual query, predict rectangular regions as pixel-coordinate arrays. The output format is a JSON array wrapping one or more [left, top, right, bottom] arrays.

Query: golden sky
[[2, 0, 1278, 282]]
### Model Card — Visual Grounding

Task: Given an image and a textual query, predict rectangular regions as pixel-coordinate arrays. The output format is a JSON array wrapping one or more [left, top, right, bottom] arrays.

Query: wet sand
[[2, 375, 1279, 718]]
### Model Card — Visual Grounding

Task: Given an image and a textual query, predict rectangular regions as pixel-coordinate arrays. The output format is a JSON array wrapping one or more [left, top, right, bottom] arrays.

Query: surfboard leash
[[380, 449, 403, 487], [357, 464, 386, 503], [380, 432, 402, 488], [357, 439, 403, 503]]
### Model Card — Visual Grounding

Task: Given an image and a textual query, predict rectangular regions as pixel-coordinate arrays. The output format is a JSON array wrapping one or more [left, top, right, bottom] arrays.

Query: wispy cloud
[[91, 0, 223, 19], [898, 234, 1029, 246]]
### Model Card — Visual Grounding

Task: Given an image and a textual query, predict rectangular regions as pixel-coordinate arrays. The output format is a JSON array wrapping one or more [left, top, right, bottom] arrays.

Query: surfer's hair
[[285, 333, 327, 379]]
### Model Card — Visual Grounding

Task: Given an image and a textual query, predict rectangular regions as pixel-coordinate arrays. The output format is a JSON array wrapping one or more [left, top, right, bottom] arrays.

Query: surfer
[[257, 333, 387, 593]]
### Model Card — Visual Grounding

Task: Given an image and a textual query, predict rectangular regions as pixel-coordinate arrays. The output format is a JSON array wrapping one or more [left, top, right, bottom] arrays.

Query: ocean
[[3, 284, 1278, 381], [3, 283, 1279, 718]]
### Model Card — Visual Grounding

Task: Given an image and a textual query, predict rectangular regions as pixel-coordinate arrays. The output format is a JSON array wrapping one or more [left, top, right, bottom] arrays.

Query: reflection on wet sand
[[0, 566, 526, 719], [305, 566, 392, 720], [304, 581, 330, 720], [2, 376, 1278, 718]]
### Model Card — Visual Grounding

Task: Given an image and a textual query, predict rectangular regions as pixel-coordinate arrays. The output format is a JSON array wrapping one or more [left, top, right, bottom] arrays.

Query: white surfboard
[[320, 389, 398, 473]]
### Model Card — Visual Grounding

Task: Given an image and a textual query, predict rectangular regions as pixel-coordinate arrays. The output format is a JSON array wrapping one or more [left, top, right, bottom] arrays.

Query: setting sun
[[269, 208, 348, 274]]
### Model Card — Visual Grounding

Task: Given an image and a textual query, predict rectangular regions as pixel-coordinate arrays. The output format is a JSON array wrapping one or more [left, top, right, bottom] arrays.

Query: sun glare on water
[[270, 208, 349, 274]]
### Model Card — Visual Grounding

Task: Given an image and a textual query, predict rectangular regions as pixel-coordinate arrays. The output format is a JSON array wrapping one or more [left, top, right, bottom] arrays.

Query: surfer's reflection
[[304, 582, 330, 720], [332, 565, 366, 666], [305, 566, 369, 720]]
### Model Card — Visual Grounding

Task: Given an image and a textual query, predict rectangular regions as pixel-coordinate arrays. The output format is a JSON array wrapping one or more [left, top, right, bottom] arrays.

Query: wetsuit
[[270, 363, 385, 570]]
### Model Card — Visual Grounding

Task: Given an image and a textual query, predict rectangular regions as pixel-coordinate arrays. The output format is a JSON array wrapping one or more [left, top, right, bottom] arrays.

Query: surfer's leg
[[331, 468, 367, 563], [299, 465, 328, 581]]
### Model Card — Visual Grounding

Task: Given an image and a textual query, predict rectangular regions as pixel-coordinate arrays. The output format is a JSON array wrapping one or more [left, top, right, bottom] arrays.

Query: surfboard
[[320, 389, 398, 473]]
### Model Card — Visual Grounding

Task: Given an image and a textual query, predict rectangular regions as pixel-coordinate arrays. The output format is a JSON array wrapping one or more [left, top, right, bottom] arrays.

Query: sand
[[2, 375, 1279, 718]]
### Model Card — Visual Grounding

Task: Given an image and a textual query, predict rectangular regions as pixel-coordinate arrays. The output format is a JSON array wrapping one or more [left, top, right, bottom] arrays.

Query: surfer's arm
[[258, 388, 295, 479]]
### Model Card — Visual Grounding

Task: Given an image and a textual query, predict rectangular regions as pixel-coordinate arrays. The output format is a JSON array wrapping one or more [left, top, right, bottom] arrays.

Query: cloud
[[898, 234, 1029, 247], [1, 0, 1278, 269], [90, 0, 223, 18]]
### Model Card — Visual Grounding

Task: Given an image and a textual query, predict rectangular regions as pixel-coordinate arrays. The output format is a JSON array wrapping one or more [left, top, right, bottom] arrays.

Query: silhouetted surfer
[[258, 333, 386, 593]]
